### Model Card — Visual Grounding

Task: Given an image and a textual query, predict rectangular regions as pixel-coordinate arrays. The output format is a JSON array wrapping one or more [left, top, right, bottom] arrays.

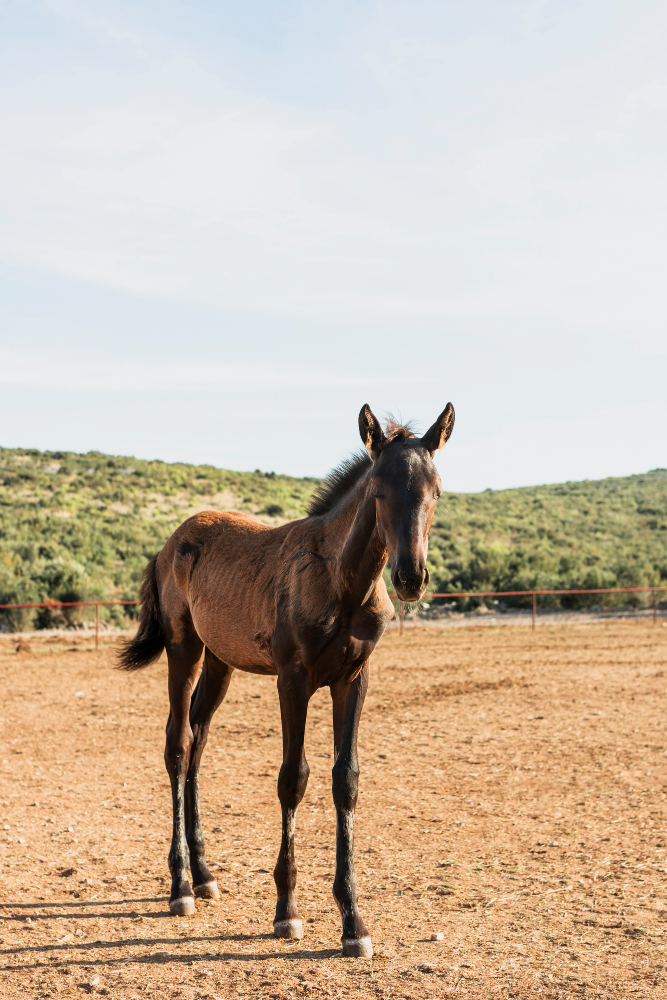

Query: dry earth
[[1, 622, 665, 999]]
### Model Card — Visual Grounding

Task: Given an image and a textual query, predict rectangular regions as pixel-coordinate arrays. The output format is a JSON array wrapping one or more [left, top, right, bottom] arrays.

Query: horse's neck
[[329, 473, 387, 605]]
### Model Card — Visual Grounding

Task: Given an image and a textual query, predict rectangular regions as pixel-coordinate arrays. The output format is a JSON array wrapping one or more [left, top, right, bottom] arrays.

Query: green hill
[[0, 445, 665, 629]]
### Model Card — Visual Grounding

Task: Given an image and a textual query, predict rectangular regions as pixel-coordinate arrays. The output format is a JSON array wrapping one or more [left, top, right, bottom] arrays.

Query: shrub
[[0, 447, 665, 627]]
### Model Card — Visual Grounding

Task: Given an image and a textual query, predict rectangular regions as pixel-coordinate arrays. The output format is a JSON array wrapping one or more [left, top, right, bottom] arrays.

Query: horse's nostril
[[394, 566, 428, 596]]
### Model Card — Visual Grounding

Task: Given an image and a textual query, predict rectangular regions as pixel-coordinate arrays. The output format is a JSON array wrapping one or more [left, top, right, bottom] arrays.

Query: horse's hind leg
[[330, 661, 372, 958], [164, 627, 204, 916], [185, 649, 234, 899], [273, 664, 311, 940]]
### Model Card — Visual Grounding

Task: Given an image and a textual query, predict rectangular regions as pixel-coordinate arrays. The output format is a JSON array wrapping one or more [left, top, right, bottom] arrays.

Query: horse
[[119, 402, 455, 958]]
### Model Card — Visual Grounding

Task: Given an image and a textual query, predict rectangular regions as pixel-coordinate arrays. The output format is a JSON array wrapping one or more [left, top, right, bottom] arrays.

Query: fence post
[[653, 590, 657, 625], [399, 602, 404, 637], [532, 592, 536, 631], [95, 603, 100, 649]]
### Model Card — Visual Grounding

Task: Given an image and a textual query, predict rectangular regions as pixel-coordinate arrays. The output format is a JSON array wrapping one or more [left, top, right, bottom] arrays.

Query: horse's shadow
[[0, 897, 166, 920], [4, 943, 340, 974], [0, 896, 341, 971]]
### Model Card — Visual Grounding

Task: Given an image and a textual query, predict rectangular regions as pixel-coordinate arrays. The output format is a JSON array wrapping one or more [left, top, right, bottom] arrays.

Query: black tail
[[118, 555, 165, 671]]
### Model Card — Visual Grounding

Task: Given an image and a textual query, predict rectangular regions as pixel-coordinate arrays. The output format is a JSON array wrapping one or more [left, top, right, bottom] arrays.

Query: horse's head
[[359, 403, 455, 603]]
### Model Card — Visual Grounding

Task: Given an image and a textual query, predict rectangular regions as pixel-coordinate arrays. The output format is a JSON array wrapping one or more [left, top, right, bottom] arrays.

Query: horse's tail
[[118, 554, 164, 671]]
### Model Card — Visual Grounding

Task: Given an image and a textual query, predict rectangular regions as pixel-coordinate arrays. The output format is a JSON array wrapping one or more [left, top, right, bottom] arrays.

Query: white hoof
[[169, 896, 195, 916], [273, 918, 303, 940], [342, 936, 373, 958], [194, 880, 220, 900]]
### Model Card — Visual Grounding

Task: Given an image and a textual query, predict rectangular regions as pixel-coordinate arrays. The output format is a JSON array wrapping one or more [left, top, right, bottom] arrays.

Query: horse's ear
[[358, 404, 386, 460], [421, 403, 455, 456]]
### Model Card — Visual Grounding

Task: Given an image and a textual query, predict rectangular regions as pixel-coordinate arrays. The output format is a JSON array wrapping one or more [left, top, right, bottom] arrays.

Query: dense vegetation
[[1, 445, 665, 629]]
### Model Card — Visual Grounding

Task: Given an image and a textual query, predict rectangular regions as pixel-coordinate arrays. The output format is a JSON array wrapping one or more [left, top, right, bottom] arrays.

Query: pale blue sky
[[1, 1, 665, 491]]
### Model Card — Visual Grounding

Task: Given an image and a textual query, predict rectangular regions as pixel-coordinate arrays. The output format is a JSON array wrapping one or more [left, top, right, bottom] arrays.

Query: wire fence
[[388, 586, 667, 635], [0, 600, 138, 648], [0, 586, 665, 645]]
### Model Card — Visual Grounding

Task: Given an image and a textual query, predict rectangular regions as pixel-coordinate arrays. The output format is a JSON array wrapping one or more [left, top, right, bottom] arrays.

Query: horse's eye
[[372, 491, 384, 500]]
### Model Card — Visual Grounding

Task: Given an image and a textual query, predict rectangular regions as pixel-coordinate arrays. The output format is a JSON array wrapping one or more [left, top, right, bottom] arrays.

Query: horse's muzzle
[[392, 566, 429, 603]]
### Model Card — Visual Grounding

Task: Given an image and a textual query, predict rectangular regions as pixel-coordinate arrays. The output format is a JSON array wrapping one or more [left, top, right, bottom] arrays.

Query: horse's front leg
[[273, 664, 312, 940], [330, 661, 372, 957]]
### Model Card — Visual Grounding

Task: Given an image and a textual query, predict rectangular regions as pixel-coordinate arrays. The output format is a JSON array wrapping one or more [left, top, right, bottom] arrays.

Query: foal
[[120, 403, 454, 957]]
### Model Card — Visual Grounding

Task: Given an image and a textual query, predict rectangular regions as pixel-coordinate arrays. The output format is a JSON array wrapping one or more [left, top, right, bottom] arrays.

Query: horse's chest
[[302, 609, 386, 684]]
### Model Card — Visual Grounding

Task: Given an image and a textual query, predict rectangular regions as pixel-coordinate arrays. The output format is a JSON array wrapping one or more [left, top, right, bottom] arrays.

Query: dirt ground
[[0, 622, 665, 999]]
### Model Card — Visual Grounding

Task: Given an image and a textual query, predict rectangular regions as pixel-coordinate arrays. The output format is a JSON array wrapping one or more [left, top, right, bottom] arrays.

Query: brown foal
[[119, 402, 454, 957]]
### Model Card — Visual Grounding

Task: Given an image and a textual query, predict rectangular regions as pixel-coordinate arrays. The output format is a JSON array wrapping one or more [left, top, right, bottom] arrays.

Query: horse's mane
[[307, 420, 415, 517], [307, 451, 371, 516]]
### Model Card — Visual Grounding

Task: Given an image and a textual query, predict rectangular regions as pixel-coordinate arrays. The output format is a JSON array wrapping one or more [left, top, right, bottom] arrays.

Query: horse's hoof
[[273, 918, 303, 940], [169, 896, 195, 916], [342, 936, 373, 958], [194, 880, 220, 900]]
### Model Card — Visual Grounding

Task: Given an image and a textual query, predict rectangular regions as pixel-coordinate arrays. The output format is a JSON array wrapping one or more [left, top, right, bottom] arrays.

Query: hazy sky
[[1, 1, 665, 491]]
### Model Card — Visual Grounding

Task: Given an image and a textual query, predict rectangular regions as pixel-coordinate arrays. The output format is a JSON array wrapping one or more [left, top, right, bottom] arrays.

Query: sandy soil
[[0, 622, 665, 999]]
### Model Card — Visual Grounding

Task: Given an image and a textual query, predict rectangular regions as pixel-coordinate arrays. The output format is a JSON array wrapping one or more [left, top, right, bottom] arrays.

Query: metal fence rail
[[0, 600, 138, 648], [1, 586, 665, 645], [387, 586, 667, 635]]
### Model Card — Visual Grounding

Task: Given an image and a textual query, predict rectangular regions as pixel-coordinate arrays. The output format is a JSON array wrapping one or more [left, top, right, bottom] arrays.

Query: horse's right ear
[[358, 404, 386, 460], [421, 403, 455, 456]]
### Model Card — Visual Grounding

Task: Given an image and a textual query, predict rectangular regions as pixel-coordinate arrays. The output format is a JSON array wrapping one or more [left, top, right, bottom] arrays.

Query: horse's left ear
[[421, 403, 455, 456], [358, 404, 386, 460]]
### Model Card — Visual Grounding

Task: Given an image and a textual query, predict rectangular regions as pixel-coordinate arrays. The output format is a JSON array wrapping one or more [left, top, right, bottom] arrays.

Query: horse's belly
[[204, 635, 278, 675], [230, 661, 279, 676], [192, 605, 278, 674]]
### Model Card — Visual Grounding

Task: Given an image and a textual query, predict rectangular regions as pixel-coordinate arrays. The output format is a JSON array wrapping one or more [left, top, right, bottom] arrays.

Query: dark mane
[[307, 419, 417, 518], [307, 451, 371, 517]]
